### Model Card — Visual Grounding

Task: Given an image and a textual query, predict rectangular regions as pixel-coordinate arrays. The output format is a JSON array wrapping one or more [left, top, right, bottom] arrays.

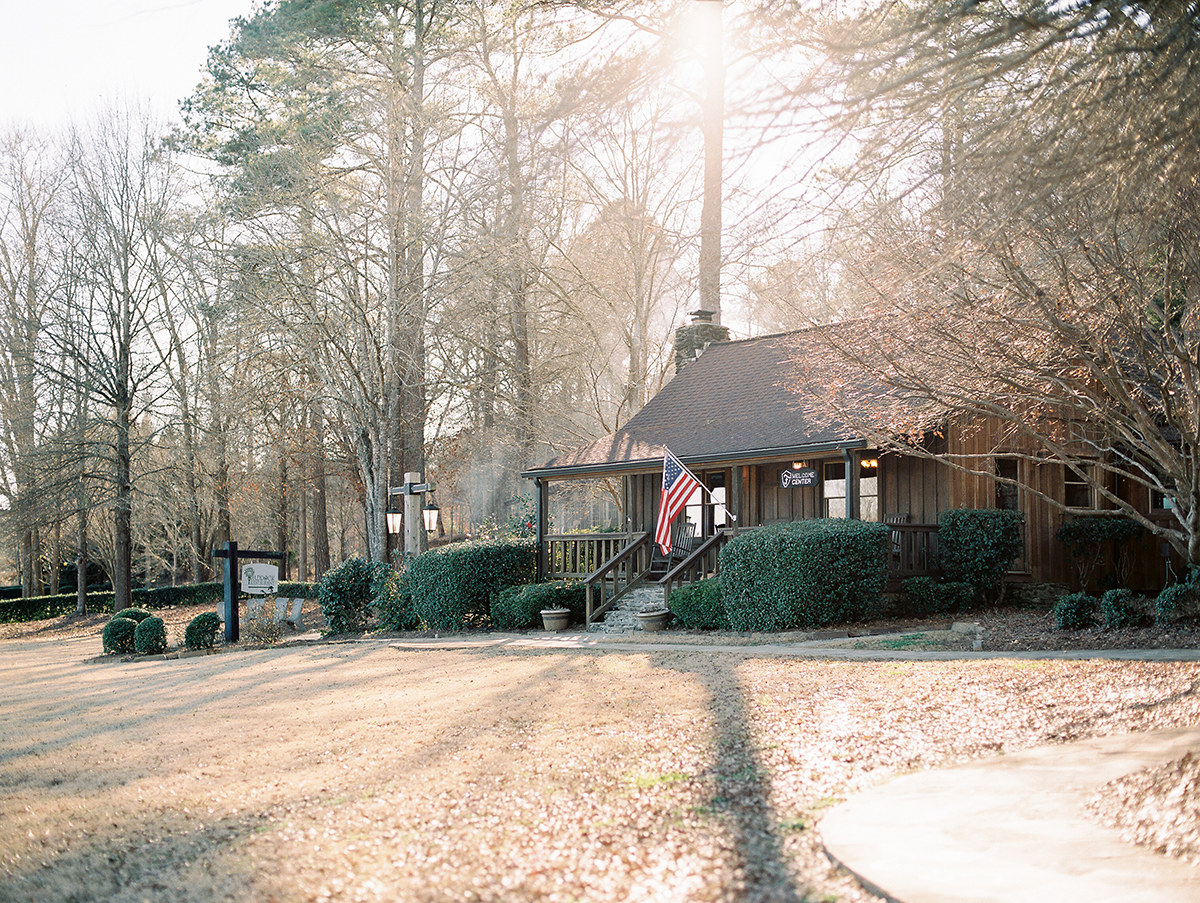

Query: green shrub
[[318, 558, 388, 634], [184, 612, 223, 650], [668, 578, 729, 630], [490, 581, 586, 630], [1099, 588, 1142, 629], [374, 569, 419, 632], [938, 508, 1025, 600], [115, 607, 152, 623], [102, 617, 138, 654], [1055, 516, 1146, 589], [899, 577, 975, 618], [133, 616, 168, 654], [278, 581, 320, 599], [1155, 580, 1200, 625], [408, 540, 536, 631], [1054, 592, 1098, 630], [0, 581, 227, 625], [719, 520, 890, 631]]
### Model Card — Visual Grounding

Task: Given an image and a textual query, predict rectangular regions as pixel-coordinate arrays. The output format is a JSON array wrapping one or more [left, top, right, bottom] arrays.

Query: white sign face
[[241, 563, 279, 596]]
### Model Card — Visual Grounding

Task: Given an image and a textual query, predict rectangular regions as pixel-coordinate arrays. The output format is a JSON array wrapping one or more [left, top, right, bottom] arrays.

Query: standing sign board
[[241, 563, 279, 596], [781, 468, 819, 488]]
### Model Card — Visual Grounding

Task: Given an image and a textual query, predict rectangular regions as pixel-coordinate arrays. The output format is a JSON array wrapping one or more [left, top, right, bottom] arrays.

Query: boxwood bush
[[184, 611, 223, 650], [133, 616, 168, 654], [0, 581, 227, 625], [318, 557, 394, 634], [408, 540, 536, 631], [668, 578, 729, 630], [899, 576, 975, 618], [719, 520, 890, 631], [374, 569, 418, 632], [1155, 572, 1200, 625], [115, 607, 153, 623], [490, 580, 585, 630], [938, 508, 1025, 601], [1054, 592, 1098, 630], [1099, 588, 1142, 629], [102, 617, 138, 654]]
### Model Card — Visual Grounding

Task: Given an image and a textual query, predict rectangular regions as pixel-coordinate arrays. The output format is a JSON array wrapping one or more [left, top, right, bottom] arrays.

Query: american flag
[[655, 450, 701, 555]]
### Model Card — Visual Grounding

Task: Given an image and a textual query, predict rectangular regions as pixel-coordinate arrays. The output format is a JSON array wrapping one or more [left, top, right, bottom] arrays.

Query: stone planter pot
[[637, 609, 671, 632], [541, 609, 571, 632]]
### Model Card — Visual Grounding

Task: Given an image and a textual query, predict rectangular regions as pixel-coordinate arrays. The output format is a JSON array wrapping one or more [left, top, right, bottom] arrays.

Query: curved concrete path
[[821, 728, 1200, 903]]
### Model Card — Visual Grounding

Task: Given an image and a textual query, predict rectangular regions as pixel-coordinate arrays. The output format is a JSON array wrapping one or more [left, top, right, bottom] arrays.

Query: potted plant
[[637, 608, 671, 632], [541, 606, 571, 632]]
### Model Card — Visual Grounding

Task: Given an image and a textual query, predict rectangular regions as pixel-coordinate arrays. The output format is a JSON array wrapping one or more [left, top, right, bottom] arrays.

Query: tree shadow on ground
[[652, 650, 806, 903]]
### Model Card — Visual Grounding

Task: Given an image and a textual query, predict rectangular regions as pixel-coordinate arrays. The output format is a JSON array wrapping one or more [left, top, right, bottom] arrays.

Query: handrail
[[544, 531, 632, 580], [584, 530, 653, 625], [660, 530, 729, 603]]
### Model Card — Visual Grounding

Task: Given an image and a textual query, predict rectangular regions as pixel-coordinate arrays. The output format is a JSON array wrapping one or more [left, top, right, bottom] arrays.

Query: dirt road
[[3, 632, 1199, 902]]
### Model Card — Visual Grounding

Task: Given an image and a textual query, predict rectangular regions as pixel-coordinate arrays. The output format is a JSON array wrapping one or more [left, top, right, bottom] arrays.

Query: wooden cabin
[[523, 329, 1173, 624]]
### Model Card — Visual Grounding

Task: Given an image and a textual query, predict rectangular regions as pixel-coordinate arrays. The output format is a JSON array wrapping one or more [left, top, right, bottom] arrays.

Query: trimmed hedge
[[318, 558, 389, 634], [408, 540, 537, 631], [668, 578, 729, 630], [115, 607, 153, 623], [1054, 592, 1098, 630], [1156, 574, 1200, 625], [899, 577, 974, 618], [938, 508, 1025, 600], [490, 581, 585, 630], [184, 612, 223, 650], [133, 616, 168, 655], [0, 581, 227, 625], [374, 570, 418, 632], [1099, 588, 1142, 629], [719, 520, 890, 631], [102, 617, 138, 654]]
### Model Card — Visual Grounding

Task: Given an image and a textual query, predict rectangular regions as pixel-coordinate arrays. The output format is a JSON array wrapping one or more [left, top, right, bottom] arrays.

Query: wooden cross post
[[213, 541, 286, 643]]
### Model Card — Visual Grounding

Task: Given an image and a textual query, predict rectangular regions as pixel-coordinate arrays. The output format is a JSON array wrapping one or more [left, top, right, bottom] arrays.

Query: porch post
[[844, 448, 860, 520], [535, 477, 548, 582], [730, 465, 744, 534]]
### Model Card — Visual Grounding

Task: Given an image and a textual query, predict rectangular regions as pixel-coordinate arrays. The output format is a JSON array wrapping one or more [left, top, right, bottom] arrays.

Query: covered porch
[[529, 449, 942, 626]]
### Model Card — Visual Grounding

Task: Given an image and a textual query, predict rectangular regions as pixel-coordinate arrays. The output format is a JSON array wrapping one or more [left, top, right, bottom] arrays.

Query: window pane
[[827, 497, 847, 518], [824, 478, 846, 499], [860, 496, 880, 522]]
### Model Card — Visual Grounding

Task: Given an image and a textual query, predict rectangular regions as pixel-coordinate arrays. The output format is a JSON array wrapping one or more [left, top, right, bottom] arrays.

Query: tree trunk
[[49, 520, 60, 596], [276, 456, 289, 580], [311, 406, 331, 578], [114, 398, 133, 613], [75, 508, 88, 617]]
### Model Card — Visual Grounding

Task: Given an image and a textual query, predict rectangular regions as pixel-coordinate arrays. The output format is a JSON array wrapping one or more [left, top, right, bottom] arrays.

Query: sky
[[0, 0, 255, 131]]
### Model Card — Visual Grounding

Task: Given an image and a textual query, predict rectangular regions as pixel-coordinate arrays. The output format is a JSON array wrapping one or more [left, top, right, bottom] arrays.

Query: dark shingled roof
[[525, 329, 868, 478]]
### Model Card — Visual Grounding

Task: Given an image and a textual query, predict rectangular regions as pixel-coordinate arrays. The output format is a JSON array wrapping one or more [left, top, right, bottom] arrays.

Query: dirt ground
[[3, 608, 1200, 902]]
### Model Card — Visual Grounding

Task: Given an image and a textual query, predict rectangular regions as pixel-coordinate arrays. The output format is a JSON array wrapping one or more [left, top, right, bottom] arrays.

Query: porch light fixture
[[791, 461, 807, 470], [862, 458, 879, 469], [386, 505, 403, 535], [422, 500, 440, 533]]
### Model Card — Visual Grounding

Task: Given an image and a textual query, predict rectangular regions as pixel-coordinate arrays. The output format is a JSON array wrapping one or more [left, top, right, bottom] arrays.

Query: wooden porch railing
[[891, 523, 940, 578], [584, 531, 654, 625], [544, 532, 632, 580], [661, 530, 730, 604]]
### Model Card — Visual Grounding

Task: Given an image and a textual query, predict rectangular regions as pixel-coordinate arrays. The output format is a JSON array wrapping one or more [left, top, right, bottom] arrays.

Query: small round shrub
[[1100, 588, 1141, 629], [115, 607, 153, 623], [938, 508, 1025, 601], [669, 578, 729, 630], [133, 616, 168, 654], [899, 577, 975, 618], [102, 617, 138, 654], [1054, 592, 1098, 630], [184, 611, 222, 650], [1155, 582, 1199, 625]]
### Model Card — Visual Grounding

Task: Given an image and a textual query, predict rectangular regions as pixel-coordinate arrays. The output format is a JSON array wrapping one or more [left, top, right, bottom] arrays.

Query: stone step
[[587, 584, 667, 633]]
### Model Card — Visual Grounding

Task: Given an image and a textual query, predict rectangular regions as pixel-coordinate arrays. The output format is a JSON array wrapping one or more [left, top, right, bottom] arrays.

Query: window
[[824, 461, 846, 518], [1151, 489, 1175, 511], [1064, 463, 1097, 509], [995, 458, 1020, 511], [859, 455, 880, 522]]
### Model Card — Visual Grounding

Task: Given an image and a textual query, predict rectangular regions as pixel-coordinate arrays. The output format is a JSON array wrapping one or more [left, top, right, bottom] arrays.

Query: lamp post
[[390, 471, 436, 559]]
